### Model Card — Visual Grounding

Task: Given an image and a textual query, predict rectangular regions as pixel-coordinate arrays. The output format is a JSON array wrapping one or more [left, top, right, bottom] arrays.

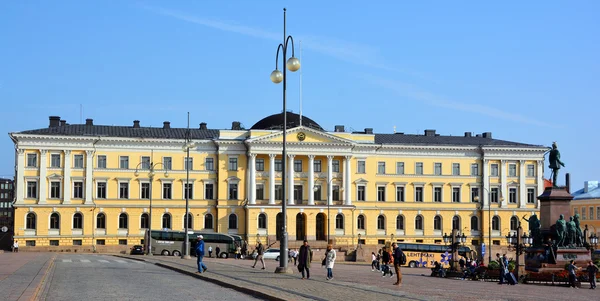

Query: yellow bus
[[396, 242, 475, 268]]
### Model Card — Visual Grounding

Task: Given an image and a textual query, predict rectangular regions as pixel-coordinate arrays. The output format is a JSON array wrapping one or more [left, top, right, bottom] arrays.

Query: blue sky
[[1, 1, 598, 188]]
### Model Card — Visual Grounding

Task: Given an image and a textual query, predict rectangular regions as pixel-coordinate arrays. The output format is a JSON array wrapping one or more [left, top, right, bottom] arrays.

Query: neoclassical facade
[[9, 113, 548, 254]]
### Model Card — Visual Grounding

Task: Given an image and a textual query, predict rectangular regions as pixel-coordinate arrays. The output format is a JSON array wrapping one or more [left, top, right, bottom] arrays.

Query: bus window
[[417, 244, 431, 252], [160, 232, 172, 240], [172, 232, 185, 241]]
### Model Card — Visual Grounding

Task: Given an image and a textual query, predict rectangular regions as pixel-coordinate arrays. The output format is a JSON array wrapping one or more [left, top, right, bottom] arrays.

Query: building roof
[[573, 182, 600, 200], [251, 112, 323, 131], [17, 124, 220, 140], [374, 133, 542, 147]]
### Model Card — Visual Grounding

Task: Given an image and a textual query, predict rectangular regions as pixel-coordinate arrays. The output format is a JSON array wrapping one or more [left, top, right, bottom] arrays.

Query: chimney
[[85, 118, 93, 126], [133, 120, 140, 128], [199, 122, 207, 130], [364, 128, 373, 134], [49, 116, 61, 128], [163, 121, 171, 129], [60, 120, 67, 126], [482, 132, 492, 138], [424, 129, 436, 136], [334, 125, 345, 132], [566, 173, 571, 193], [584, 180, 598, 193], [232, 121, 241, 130], [464, 132, 472, 137]]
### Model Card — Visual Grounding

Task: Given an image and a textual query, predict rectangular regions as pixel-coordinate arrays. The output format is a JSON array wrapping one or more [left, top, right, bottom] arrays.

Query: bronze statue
[[566, 217, 577, 246], [548, 142, 565, 187], [555, 214, 567, 247], [523, 214, 541, 247], [573, 214, 583, 247]]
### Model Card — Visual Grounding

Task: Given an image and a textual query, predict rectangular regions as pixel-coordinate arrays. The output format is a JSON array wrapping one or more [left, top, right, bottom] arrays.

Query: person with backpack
[[392, 242, 405, 286]]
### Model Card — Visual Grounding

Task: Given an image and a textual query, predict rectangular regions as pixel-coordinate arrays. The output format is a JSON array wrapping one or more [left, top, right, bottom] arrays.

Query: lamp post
[[134, 155, 168, 256], [270, 7, 301, 274], [505, 222, 532, 280], [313, 178, 340, 243], [181, 112, 193, 259], [474, 188, 503, 265], [588, 233, 598, 252], [442, 229, 467, 271]]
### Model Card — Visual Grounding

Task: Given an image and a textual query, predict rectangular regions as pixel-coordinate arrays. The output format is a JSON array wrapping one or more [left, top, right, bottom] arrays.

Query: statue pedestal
[[538, 187, 573, 230], [525, 247, 590, 273]]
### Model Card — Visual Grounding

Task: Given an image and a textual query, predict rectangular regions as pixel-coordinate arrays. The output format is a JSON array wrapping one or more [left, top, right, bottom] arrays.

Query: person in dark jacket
[[298, 240, 312, 279], [587, 261, 598, 289], [381, 246, 393, 277], [392, 242, 404, 285], [215, 246, 221, 259], [195, 235, 208, 273]]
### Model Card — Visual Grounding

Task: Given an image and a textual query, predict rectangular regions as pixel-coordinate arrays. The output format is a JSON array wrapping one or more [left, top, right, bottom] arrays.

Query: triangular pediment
[[247, 126, 354, 145]]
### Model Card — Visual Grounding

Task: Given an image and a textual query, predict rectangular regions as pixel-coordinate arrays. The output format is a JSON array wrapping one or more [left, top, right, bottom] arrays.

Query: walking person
[[12, 240, 19, 253], [215, 246, 221, 259], [496, 253, 505, 284], [195, 235, 208, 274], [292, 249, 298, 266], [208, 245, 213, 258], [568, 260, 580, 288], [381, 246, 393, 278], [392, 242, 405, 286], [371, 252, 378, 271], [235, 245, 241, 260], [252, 241, 266, 270], [298, 240, 312, 280], [586, 261, 598, 289], [325, 244, 336, 280]]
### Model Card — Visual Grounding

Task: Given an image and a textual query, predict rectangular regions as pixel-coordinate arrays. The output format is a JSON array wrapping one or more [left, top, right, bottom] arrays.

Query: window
[[452, 216, 460, 230], [228, 214, 238, 229], [434, 163, 442, 175], [228, 183, 238, 200], [119, 183, 129, 199], [332, 160, 340, 172], [73, 240, 82, 246], [377, 186, 386, 202], [582, 207, 587, 220], [228, 157, 237, 171], [332, 185, 340, 201], [294, 160, 302, 172], [141, 213, 149, 229], [314, 160, 322, 172], [396, 186, 404, 202], [377, 162, 385, 174], [357, 186, 365, 201], [527, 164, 535, 177], [26, 213, 36, 229], [184, 213, 193, 229], [119, 156, 129, 169], [163, 157, 172, 170], [471, 164, 479, 176], [205, 158, 214, 171], [97, 239, 106, 245], [471, 187, 480, 203], [471, 216, 479, 231], [74, 155, 84, 168], [396, 215, 404, 230], [396, 162, 404, 175], [119, 213, 128, 229], [490, 164, 499, 176], [140, 183, 150, 199], [119, 239, 128, 245], [50, 213, 61, 229], [162, 214, 171, 229], [377, 215, 385, 230], [73, 182, 83, 199], [336, 214, 344, 229], [73, 213, 83, 229], [452, 187, 460, 203], [50, 240, 59, 246], [205, 183, 214, 199], [508, 164, 517, 177], [598, 208, 600, 221], [415, 215, 423, 230], [510, 216, 518, 231], [434, 187, 442, 202], [490, 187, 499, 203], [27, 181, 37, 198], [434, 215, 442, 230], [509, 188, 517, 203], [357, 161, 365, 173], [142, 157, 152, 171], [415, 162, 423, 175], [27, 154, 37, 167], [258, 213, 267, 229], [256, 184, 264, 200], [204, 214, 213, 229], [97, 155, 107, 168], [590, 207, 594, 220], [492, 216, 500, 231], [415, 187, 423, 202], [527, 188, 535, 204], [97, 213, 106, 229], [256, 159, 265, 171], [96, 182, 106, 199], [162, 183, 172, 199], [275, 159, 283, 172], [275, 185, 283, 200], [357, 215, 365, 230], [50, 182, 61, 199], [452, 163, 460, 176], [314, 185, 322, 201], [574, 208, 579, 216], [51, 154, 61, 168], [185, 157, 193, 171]]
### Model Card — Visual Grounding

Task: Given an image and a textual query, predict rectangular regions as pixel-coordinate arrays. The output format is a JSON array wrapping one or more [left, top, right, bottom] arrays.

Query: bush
[[488, 261, 500, 270], [508, 261, 516, 272]]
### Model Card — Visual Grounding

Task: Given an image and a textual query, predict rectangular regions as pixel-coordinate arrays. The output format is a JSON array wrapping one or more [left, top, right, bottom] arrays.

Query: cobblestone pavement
[[0, 252, 55, 301], [117, 255, 600, 301]]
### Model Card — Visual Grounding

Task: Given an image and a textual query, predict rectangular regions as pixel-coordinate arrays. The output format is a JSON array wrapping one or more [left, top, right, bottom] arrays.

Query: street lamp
[[181, 112, 193, 259], [134, 155, 168, 256], [442, 229, 468, 271], [589, 233, 599, 251], [271, 7, 300, 274], [474, 187, 504, 265], [505, 221, 532, 281]]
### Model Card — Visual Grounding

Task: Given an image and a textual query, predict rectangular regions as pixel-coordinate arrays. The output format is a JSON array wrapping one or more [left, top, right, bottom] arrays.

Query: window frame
[[396, 162, 404, 175], [228, 214, 238, 229], [434, 163, 442, 176], [357, 160, 365, 174], [415, 162, 423, 175], [452, 163, 460, 176], [163, 157, 172, 170], [162, 183, 172, 199], [377, 162, 386, 174], [377, 185, 386, 202], [49, 212, 60, 229], [377, 215, 385, 230], [119, 156, 129, 169], [357, 215, 365, 230], [97, 155, 107, 169], [118, 213, 128, 229], [96, 181, 107, 199], [314, 160, 322, 173], [27, 153, 38, 167], [335, 214, 344, 230], [205, 157, 214, 171], [294, 160, 302, 172], [508, 164, 517, 177], [256, 159, 265, 172], [332, 160, 340, 172], [51, 154, 61, 168], [73, 154, 84, 169], [228, 157, 238, 171], [73, 213, 83, 229], [73, 181, 84, 199], [452, 187, 461, 203]]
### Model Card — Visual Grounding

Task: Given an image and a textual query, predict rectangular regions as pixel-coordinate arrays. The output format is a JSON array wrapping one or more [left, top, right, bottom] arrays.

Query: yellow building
[[9, 113, 547, 257], [571, 181, 600, 237]]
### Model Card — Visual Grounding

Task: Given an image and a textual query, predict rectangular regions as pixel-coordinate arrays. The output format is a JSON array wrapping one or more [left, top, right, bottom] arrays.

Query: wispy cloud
[[360, 74, 560, 128]]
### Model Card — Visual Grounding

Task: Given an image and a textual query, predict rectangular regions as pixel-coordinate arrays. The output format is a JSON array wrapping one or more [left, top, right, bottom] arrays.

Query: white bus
[[144, 230, 243, 258]]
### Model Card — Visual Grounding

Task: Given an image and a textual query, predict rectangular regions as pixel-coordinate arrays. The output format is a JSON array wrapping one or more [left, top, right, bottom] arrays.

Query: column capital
[[327, 155, 334, 160], [64, 150, 72, 155], [308, 155, 315, 159], [86, 150, 94, 156], [519, 159, 525, 165], [40, 149, 48, 154], [287, 154, 295, 159], [17, 149, 25, 155], [344, 155, 352, 160], [269, 154, 276, 158], [537, 160, 543, 166], [501, 160, 507, 165], [249, 153, 257, 158]]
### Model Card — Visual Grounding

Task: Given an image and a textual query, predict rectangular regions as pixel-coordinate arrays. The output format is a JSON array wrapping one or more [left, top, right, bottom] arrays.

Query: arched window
[[415, 215, 423, 230], [434, 215, 442, 230], [396, 215, 404, 230], [96, 213, 106, 229], [50, 213, 60, 229], [229, 214, 238, 229], [258, 213, 267, 229], [335, 214, 344, 230], [377, 215, 385, 230], [357, 215, 365, 230], [140, 213, 149, 229], [184, 213, 193, 230], [452, 215, 460, 230], [73, 213, 83, 229], [119, 213, 128, 229], [510, 216, 518, 231], [471, 216, 479, 231], [162, 214, 171, 229], [26, 213, 36, 229], [492, 216, 500, 231], [204, 214, 213, 229]]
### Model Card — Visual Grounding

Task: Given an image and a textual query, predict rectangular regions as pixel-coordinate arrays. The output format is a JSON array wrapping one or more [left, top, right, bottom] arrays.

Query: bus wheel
[[172, 250, 181, 257], [220, 252, 228, 259], [409, 261, 417, 268], [161, 250, 170, 256]]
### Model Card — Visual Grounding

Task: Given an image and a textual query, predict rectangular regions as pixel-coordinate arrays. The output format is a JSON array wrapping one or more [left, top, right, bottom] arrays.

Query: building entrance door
[[296, 213, 306, 241], [316, 213, 326, 241]]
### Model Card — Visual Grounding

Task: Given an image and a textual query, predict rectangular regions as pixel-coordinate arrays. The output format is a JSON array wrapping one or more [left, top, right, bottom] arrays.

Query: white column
[[269, 154, 276, 205], [500, 160, 508, 208], [536, 160, 544, 209], [482, 159, 489, 207], [519, 160, 526, 208], [84, 150, 94, 204], [15, 149, 25, 204], [344, 156, 352, 205], [63, 150, 71, 204], [249, 154, 256, 205], [327, 155, 333, 206], [288, 154, 295, 205], [38, 150, 47, 204], [308, 155, 315, 205]]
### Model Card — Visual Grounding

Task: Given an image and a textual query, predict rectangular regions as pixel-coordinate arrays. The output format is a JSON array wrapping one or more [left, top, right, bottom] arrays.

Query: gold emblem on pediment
[[297, 132, 306, 141]]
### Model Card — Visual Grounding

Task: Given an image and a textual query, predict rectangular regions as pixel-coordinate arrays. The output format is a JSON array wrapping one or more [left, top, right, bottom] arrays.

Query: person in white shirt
[[13, 240, 19, 253]]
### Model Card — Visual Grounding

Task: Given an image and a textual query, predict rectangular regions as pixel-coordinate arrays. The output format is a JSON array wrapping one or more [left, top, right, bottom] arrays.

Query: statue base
[[538, 187, 574, 230], [525, 247, 590, 273]]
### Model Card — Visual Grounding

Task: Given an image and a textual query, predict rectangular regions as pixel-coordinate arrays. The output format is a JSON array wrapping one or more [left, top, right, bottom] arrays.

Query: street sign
[[481, 243, 486, 256]]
